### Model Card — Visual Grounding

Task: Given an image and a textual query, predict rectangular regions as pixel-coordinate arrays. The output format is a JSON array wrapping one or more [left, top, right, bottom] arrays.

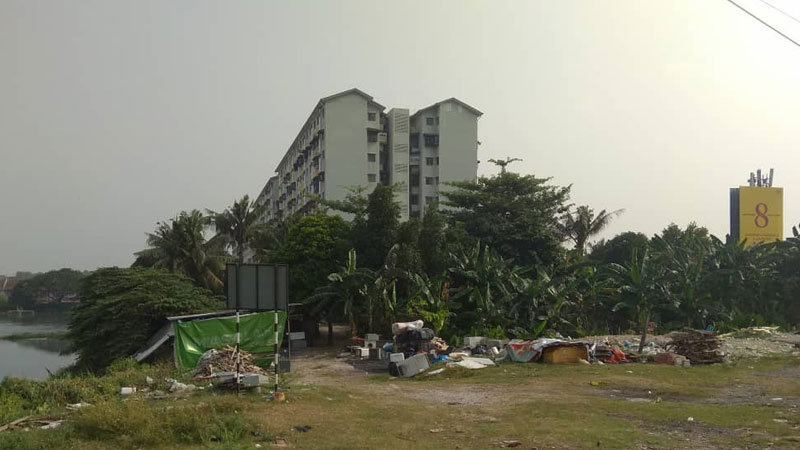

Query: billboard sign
[[738, 186, 783, 245], [226, 264, 288, 311]]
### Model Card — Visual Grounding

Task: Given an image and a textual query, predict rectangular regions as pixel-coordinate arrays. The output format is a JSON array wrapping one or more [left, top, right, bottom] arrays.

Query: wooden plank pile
[[194, 346, 266, 377], [667, 329, 723, 364]]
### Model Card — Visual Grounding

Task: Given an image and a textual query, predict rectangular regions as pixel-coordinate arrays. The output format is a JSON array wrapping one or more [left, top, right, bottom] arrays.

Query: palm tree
[[134, 210, 225, 291], [208, 195, 267, 262], [562, 206, 624, 255], [487, 157, 523, 173]]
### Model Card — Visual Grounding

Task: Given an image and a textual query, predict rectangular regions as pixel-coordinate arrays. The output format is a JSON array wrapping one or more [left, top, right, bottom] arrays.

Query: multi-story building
[[256, 88, 481, 223]]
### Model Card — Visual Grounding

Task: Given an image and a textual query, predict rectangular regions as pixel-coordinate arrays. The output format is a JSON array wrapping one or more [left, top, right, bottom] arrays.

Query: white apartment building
[[255, 88, 481, 222]]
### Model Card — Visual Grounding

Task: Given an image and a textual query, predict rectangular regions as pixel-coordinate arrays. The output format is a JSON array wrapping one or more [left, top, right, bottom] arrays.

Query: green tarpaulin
[[173, 311, 287, 370]]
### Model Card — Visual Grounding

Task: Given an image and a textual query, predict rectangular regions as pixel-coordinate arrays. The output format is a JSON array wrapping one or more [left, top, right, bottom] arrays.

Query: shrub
[[67, 267, 223, 370]]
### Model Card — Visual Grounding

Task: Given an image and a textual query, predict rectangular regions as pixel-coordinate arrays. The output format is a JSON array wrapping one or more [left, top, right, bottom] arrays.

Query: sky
[[1, 0, 800, 275]]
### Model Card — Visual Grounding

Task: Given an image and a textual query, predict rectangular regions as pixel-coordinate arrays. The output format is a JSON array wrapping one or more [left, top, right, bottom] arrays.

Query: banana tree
[[305, 249, 375, 338], [607, 247, 672, 352]]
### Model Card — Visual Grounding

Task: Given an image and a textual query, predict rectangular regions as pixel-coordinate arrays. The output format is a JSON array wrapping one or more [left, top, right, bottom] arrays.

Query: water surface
[[0, 312, 76, 380]]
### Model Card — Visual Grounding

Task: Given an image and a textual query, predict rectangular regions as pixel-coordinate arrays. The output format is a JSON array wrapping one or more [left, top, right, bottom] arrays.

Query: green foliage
[[394, 219, 422, 273], [269, 213, 351, 302], [590, 231, 649, 265], [357, 184, 401, 269], [305, 249, 375, 335], [71, 397, 252, 447], [561, 205, 623, 254], [208, 195, 268, 262], [418, 203, 449, 276], [134, 210, 225, 292], [67, 267, 223, 370], [9, 268, 85, 309], [444, 171, 571, 267]]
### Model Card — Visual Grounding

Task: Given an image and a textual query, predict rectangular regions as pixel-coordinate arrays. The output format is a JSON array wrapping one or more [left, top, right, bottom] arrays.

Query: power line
[[756, 0, 800, 26], [726, 0, 800, 49]]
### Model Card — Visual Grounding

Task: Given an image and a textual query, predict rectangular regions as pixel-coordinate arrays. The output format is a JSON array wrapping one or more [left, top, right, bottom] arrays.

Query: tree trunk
[[327, 317, 333, 345], [638, 307, 652, 353]]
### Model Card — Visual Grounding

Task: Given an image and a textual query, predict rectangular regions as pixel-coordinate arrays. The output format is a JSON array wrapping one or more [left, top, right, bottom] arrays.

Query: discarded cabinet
[[541, 345, 589, 364]]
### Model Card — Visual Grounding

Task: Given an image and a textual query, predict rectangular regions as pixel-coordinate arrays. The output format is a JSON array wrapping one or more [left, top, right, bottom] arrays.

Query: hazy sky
[[2, 0, 800, 275]]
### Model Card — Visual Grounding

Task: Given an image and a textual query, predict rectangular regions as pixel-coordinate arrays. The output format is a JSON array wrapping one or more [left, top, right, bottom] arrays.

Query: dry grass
[[2, 353, 800, 449]]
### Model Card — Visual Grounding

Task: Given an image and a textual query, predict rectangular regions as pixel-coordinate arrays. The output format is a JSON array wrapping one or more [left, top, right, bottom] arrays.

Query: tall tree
[[444, 171, 571, 268], [561, 205, 624, 255], [418, 203, 448, 276], [10, 269, 85, 309], [270, 213, 351, 302], [134, 210, 225, 292], [208, 195, 267, 262], [590, 231, 650, 265], [358, 184, 401, 269]]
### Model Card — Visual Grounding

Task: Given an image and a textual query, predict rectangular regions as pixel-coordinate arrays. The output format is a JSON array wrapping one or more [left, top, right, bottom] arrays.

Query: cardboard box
[[541, 345, 589, 364]]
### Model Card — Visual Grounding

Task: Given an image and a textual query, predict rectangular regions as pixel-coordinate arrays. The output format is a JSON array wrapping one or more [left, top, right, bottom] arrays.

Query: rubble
[[666, 330, 724, 364], [193, 346, 267, 377]]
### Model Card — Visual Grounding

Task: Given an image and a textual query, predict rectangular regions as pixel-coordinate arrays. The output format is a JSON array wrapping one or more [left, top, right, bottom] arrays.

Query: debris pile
[[666, 330, 723, 364], [194, 346, 266, 377]]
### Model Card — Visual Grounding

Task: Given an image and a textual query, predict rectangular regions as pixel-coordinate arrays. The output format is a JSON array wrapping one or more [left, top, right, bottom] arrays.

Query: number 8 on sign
[[754, 203, 768, 228]]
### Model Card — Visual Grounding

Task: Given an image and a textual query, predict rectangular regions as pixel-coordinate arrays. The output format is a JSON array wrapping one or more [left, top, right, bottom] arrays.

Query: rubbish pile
[[194, 346, 266, 378], [666, 330, 723, 364]]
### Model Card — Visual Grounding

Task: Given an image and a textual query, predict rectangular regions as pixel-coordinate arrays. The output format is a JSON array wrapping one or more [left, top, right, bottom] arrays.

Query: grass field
[[1, 350, 799, 450]]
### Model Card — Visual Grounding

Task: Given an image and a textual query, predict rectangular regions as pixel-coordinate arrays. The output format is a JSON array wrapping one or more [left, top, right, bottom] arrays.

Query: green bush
[[67, 267, 223, 370]]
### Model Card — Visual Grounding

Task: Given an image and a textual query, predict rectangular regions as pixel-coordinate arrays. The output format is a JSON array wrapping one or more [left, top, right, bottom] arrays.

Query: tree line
[[126, 165, 800, 351]]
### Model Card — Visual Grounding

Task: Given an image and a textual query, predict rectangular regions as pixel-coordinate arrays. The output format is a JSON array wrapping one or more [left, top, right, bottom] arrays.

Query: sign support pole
[[235, 264, 241, 395], [273, 265, 279, 394]]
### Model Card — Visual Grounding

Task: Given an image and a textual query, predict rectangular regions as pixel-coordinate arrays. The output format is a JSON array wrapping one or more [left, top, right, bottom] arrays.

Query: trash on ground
[[667, 330, 723, 364], [194, 346, 267, 377], [293, 424, 312, 432], [66, 402, 91, 410]]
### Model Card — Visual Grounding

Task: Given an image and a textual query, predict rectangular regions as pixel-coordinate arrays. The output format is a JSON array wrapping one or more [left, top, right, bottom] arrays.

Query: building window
[[368, 174, 377, 182], [410, 194, 419, 204], [436, 157, 440, 165], [426, 196, 439, 205], [367, 130, 378, 143], [426, 157, 435, 166], [423, 134, 439, 146], [425, 177, 435, 185], [368, 153, 376, 162], [426, 117, 435, 126], [368, 112, 376, 121]]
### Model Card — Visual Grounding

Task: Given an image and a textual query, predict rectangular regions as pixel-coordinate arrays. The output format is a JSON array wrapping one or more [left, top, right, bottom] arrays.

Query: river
[[0, 312, 76, 380]]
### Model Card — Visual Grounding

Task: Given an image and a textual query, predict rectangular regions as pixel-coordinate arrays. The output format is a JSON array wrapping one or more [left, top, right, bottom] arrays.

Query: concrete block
[[486, 339, 509, 349], [365, 340, 379, 349], [366, 333, 380, 341], [464, 336, 486, 349], [397, 353, 430, 377]]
